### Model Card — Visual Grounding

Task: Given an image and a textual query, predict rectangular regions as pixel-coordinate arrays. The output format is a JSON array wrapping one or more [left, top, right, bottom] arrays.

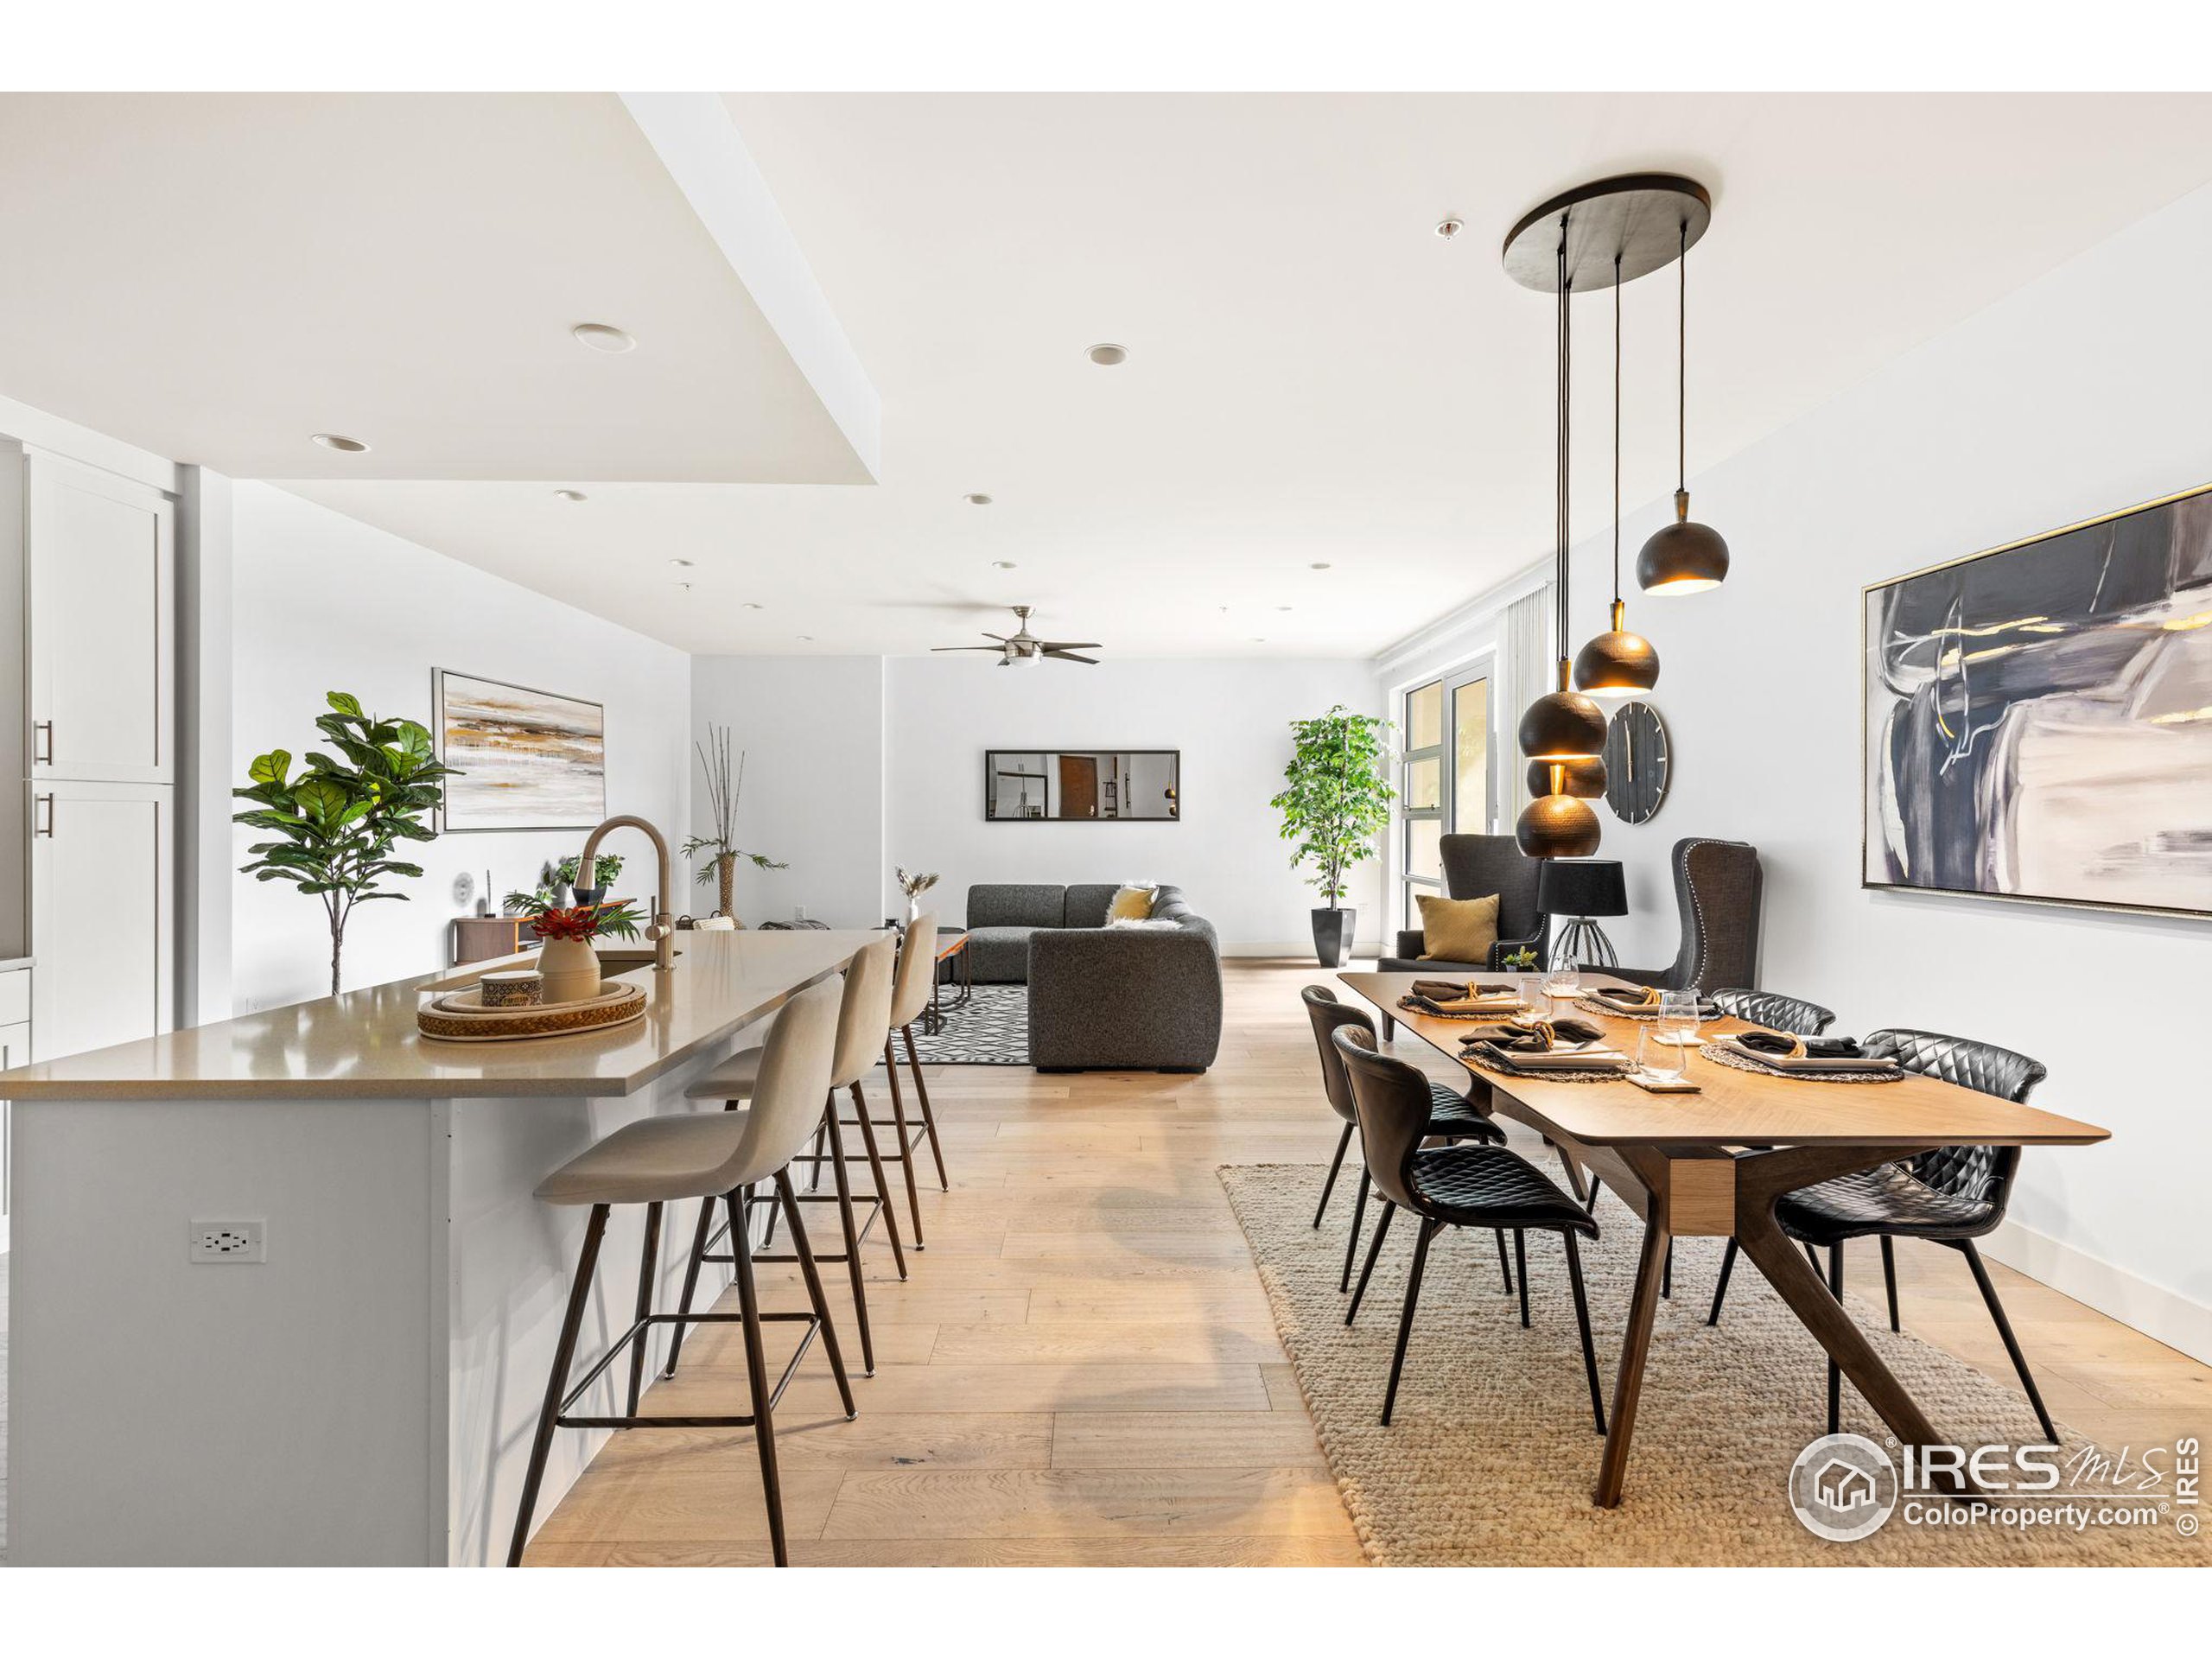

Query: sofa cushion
[[1106, 884, 1158, 922], [968, 884, 1066, 930], [966, 925, 1039, 983], [1149, 884, 1190, 919], [1064, 883, 1124, 929]]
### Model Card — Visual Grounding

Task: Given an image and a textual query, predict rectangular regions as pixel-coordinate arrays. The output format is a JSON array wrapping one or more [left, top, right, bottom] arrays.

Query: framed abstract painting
[[1863, 481, 2212, 919], [433, 670, 607, 832]]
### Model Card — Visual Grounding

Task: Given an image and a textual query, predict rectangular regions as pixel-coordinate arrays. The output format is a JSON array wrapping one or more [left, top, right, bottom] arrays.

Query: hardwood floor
[[524, 957, 2210, 1567]]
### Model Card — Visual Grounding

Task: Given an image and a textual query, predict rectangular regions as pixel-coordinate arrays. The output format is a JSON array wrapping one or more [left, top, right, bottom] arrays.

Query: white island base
[[3, 929, 877, 1566]]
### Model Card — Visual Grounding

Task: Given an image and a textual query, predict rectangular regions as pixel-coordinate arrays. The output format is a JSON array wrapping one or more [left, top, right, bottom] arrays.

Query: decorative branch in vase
[[679, 724, 786, 923], [895, 867, 939, 926]]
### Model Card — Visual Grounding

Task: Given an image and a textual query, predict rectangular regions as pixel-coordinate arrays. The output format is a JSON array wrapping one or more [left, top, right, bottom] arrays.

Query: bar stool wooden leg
[[848, 1081, 907, 1281], [901, 1024, 950, 1191], [726, 1188, 788, 1567], [880, 1038, 927, 1249], [626, 1201, 664, 1418], [819, 1096, 876, 1376], [509, 1204, 608, 1567], [776, 1169, 855, 1419], [662, 1197, 715, 1380]]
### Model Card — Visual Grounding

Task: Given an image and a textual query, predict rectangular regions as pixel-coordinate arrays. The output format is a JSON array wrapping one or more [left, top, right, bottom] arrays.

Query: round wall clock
[[1604, 702, 1670, 824]]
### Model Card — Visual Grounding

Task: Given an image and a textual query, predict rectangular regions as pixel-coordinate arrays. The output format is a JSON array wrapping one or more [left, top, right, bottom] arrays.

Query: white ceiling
[[0, 93, 870, 483], [10, 92, 2212, 658]]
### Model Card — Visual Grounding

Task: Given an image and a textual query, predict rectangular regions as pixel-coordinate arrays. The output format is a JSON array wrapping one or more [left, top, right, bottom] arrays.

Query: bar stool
[[673, 932, 907, 1376], [508, 977, 850, 1568], [858, 913, 952, 1248]]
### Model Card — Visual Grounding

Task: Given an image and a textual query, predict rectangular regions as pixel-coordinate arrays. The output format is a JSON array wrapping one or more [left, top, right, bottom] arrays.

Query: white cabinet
[[27, 450, 176, 785], [30, 782, 174, 1060]]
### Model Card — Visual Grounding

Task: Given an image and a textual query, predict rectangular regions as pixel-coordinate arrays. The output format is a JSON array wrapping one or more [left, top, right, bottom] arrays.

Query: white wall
[[688, 653, 1385, 950], [884, 656, 1383, 951], [688, 654, 887, 928], [1473, 181, 2212, 1357], [231, 485, 691, 1011]]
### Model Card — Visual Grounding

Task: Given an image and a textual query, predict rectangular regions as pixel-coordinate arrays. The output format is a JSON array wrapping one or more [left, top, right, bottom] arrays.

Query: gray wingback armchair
[[1382, 834, 1550, 975], [1611, 837, 1763, 995]]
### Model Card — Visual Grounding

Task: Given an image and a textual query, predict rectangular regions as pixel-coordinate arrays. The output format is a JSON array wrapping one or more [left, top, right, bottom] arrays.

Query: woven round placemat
[[1699, 1042, 1904, 1084], [418, 981, 646, 1041], [1575, 993, 1718, 1021]]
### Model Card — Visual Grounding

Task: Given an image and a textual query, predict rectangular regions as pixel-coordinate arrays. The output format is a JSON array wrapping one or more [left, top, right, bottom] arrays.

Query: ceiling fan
[[931, 605, 1101, 668]]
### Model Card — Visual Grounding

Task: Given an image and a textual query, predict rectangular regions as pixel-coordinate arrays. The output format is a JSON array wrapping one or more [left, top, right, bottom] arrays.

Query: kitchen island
[[0, 926, 879, 1566]]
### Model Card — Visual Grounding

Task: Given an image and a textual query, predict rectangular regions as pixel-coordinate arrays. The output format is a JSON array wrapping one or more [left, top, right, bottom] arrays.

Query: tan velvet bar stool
[[673, 931, 907, 1376], [508, 977, 850, 1568], [861, 914, 952, 1248]]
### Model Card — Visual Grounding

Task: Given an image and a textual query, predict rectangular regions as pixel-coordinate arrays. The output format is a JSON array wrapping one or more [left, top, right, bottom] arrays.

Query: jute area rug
[[1219, 1164, 2202, 1566]]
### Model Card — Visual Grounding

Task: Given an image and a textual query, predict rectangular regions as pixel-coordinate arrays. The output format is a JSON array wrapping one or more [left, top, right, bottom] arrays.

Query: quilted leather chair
[[1612, 837, 1763, 994], [1332, 1025, 1606, 1433], [1707, 1027, 2057, 1442], [1300, 986, 1506, 1297], [1711, 988, 1834, 1037], [1378, 835, 1549, 1037]]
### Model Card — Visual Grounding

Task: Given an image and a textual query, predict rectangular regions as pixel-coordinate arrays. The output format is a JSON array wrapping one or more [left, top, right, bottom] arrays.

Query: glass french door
[[1400, 664, 1493, 925]]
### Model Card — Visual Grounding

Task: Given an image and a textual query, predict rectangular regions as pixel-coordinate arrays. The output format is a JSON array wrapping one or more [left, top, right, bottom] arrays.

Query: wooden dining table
[[1338, 970, 2109, 1508]]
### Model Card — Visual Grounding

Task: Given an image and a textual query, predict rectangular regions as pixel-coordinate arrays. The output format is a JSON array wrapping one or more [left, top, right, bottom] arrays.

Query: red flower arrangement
[[526, 901, 642, 944]]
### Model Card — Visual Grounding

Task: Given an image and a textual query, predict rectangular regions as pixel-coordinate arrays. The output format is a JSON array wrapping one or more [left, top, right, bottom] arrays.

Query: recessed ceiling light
[[1251, 637, 1268, 643], [798, 634, 815, 641], [991, 560, 1017, 570], [669, 558, 693, 568], [571, 322, 636, 354], [1276, 606, 1293, 612], [1309, 562, 1332, 570], [310, 432, 367, 453], [553, 489, 587, 502], [963, 493, 994, 506], [674, 582, 692, 591], [742, 602, 763, 611], [1086, 343, 1128, 366]]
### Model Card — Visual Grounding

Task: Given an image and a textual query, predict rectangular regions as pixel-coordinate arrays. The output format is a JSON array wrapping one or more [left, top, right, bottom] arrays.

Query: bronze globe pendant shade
[[1573, 260, 1660, 699], [1637, 219, 1731, 594]]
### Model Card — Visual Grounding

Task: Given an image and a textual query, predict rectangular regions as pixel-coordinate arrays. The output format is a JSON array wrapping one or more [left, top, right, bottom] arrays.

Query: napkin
[[1409, 978, 1516, 1001], [1736, 1029, 1864, 1060], [1589, 984, 1664, 1008], [1460, 1015, 1607, 1051]]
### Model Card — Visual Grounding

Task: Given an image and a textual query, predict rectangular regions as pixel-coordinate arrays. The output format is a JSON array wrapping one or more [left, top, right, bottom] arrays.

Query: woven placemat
[[1399, 1000, 1531, 1020], [1575, 993, 1719, 1021], [1699, 1043, 1905, 1084]]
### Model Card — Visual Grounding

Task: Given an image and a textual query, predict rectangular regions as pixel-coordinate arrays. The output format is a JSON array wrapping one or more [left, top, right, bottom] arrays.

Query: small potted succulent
[[523, 899, 645, 1004]]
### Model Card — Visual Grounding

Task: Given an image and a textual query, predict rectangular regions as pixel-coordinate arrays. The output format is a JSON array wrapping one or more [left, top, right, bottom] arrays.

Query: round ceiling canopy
[[1501, 174, 1712, 293]]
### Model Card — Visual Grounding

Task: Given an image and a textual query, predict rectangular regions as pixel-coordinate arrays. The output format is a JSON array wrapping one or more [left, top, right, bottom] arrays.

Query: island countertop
[[0, 927, 878, 1101]]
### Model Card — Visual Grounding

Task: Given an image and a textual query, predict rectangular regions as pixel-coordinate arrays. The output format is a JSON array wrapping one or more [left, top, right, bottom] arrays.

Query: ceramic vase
[[537, 937, 601, 1005]]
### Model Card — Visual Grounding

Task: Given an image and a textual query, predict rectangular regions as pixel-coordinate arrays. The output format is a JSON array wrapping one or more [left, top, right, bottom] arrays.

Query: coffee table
[[925, 931, 972, 1034]]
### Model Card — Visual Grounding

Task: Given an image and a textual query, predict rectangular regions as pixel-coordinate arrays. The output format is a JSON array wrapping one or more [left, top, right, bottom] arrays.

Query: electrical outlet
[[189, 1219, 266, 1263]]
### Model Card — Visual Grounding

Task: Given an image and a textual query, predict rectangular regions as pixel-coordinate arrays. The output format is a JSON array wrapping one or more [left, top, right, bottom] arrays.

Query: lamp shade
[[1515, 792, 1601, 859], [1538, 858, 1628, 918], [1637, 493, 1730, 594], [1517, 689, 1608, 760]]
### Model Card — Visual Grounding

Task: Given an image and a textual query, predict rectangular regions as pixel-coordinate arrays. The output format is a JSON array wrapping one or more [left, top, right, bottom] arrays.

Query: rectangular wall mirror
[[985, 750, 1180, 821]]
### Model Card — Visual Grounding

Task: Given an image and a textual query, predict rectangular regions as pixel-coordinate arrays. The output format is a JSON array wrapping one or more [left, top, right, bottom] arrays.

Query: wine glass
[[1541, 954, 1580, 1011], [1656, 988, 1700, 1049]]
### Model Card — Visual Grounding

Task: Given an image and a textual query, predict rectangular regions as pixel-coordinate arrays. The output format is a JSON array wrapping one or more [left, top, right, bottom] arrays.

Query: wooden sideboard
[[448, 915, 533, 967]]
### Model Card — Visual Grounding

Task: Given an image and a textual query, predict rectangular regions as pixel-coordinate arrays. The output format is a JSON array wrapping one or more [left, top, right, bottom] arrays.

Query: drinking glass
[[1656, 988, 1700, 1049], [1637, 1027, 1686, 1081], [1541, 955, 1580, 1010]]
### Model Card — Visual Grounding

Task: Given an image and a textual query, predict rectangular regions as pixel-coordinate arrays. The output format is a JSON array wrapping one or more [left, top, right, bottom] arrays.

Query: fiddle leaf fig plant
[[234, 691, 457, 997], [1269, 704, 1395, 907]]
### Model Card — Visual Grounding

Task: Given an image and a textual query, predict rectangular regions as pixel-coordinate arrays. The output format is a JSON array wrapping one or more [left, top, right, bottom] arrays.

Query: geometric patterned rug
[[1219, 1162, 2204, 1567], [899, 983, 1030, 1066]]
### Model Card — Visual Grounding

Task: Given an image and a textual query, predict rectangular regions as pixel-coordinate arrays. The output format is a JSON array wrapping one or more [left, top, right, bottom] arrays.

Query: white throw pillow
[[1107, 917, 1182, 931]]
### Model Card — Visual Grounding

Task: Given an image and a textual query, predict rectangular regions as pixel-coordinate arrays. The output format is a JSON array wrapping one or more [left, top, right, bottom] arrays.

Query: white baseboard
[[1983, 1217, 2212, 1366]]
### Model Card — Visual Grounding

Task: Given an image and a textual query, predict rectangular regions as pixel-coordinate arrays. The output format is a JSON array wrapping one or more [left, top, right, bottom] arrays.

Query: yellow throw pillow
[[1107, 883, 1157, 922], [1416, 893, 1501, 963]]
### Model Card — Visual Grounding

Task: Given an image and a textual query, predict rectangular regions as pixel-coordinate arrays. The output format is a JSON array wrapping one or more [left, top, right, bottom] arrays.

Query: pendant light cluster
[[1498, 175, 1727, 859]]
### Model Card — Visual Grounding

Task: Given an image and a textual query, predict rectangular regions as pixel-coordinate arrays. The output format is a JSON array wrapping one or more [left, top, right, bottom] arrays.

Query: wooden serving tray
[[416, 980, 648, 1043]]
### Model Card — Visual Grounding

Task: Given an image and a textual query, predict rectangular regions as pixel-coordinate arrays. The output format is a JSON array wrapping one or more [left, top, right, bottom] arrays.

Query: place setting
[[1701, 1026, 1906, 1084]]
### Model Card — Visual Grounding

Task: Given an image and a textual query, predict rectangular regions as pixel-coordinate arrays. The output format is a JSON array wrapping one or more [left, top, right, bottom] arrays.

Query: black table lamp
[[1537, 859, 1628, 969]]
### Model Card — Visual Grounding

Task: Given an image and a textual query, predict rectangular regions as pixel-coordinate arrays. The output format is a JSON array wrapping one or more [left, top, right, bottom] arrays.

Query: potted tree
[[233, 692, 456, 997], [1270, 704, 1395, 967]]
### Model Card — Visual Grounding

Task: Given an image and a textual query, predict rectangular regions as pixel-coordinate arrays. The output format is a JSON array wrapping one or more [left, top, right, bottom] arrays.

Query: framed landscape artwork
[[1863, 482, 2212, 919], [434, 670, 607, 832]]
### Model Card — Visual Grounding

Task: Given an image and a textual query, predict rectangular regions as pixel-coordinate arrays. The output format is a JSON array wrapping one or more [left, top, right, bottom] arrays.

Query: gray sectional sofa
[[963, 882, 1223, 1072]]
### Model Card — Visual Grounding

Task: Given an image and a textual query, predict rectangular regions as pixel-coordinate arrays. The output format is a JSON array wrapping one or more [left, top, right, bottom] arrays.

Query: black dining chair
[[1301, 987, 1514, 1296], [1707, 1027, 2057, 1443], [1332, 1025, 1606, 1433]]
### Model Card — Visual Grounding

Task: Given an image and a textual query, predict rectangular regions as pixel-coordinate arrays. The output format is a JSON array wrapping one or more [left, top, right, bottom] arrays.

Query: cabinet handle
[[35, 794, 54, 837], [34, 721, 53, 764]]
